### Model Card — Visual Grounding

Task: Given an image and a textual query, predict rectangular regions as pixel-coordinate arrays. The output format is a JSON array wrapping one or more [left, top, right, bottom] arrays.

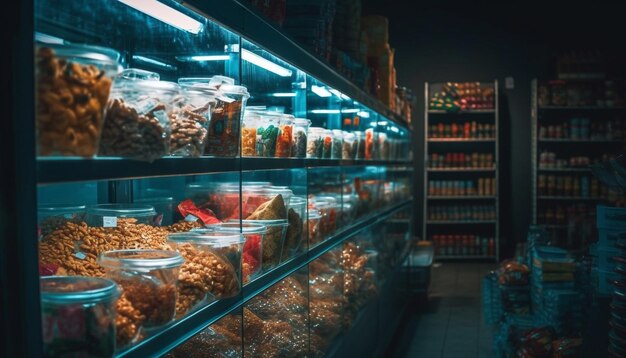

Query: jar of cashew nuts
[[35, 43, 122, 157], [98, 249, 183, 331]]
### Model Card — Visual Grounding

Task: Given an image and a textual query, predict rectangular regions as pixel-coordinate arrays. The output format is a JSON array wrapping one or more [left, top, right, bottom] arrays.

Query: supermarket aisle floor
[[393, 262, 496, 358]]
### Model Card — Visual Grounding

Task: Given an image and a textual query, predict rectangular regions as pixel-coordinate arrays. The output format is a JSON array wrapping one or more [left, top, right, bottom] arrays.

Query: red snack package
[[177, 199, 221, 226]]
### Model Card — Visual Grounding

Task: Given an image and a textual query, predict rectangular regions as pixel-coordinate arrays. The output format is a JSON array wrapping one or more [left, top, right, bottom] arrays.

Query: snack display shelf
[[427, 167, 496, 172], [118, 200, 411, 358], [427, 196, 497, 200], [428, 138, 496, 142], [426, 220, 496, 224], [537, 167, 591, 172], [427, 109, 496, 114], [36, 158, 412, 184], [424, 81, 500, 262]]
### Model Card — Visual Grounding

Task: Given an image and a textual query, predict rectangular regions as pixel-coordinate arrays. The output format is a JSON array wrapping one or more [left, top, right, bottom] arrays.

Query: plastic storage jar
[[306, 127, 325, 158], [98, 249, 183, 330], [242, 111, 261, 156], [242, 186, 292, 219], [275, 114, 294, 158], [255, 111, 281, 157], [331, 129, 343, 159], [236, 219, 289, 271], [171, 81, 217, 157], [40, 276, 119, 357], [38, 204, 86, 238], [35, 43, 122, 157], [134, 196, 175, 226], [378, 132, 389, 160], [99, 69, 181, 161], [342, 131, 356, 160], [85, 204, 158, 227], [167, 232, 243, 316], [292, 118, 311, 157], [365, 128, 375, 160], [322, 129, 333, 159], [185, 182, 241, 221], [311, 198, 339, 239], [283, 196, 307, 259], [200, 222, 266, 283], [307, 210, 322, 247], [354, 131, 366, 160], [180, 76, 250, 157]]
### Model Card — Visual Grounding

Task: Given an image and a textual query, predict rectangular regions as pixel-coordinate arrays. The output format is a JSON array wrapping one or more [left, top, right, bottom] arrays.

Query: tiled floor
[[393, 262, 496, 358]]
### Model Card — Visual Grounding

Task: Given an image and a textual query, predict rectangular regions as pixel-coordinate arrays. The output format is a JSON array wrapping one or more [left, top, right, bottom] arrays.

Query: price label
[[185, 214, 198, 222], [74, 252, 87, 260], [103, 216, 118, 228]]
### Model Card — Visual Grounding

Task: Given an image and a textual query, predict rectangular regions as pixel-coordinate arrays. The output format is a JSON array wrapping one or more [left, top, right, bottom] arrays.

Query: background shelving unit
[[423, 81, 499, 261], [530, 78, 626, 249]]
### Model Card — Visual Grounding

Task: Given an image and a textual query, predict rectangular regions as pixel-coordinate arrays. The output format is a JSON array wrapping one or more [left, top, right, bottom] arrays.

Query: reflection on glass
[[165, 312, 243, 357]]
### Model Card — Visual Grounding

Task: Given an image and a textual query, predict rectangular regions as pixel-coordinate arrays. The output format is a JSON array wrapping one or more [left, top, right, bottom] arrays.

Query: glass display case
[[2, 0, 413, 356]]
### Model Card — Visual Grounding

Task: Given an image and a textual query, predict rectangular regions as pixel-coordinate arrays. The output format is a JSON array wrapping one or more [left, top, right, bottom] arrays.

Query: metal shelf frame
[[423, 81, 500, 262], [426, 220, 496, 225]]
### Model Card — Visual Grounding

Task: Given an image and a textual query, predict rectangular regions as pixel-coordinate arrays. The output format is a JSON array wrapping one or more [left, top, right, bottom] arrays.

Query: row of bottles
[[428, 205, 496, 221], [432, 235, 495, 257], [428, 122, 495, 139], [429, 152, 494, 168], [428, 178, 496, 197]]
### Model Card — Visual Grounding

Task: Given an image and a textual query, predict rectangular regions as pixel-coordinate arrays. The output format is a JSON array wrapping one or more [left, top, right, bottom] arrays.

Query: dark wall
[[362, 1, 626, 257]]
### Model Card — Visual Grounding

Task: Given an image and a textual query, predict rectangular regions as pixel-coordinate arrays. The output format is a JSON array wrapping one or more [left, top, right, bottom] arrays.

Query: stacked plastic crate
[[283, 0, 336, 62], [593, 206, 626, 356]]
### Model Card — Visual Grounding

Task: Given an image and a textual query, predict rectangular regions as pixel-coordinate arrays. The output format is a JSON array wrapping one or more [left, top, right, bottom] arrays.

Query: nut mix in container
[[171, 80, 218, 157], [85, 203, 158, 227], [292, 118, 311, 158], [342, 131, 356, 160], [98, 249, 183, 330], [40, 276, 119, 357], [242, 111, 261, 156], [275, 114, 294, 158], [322, 129, 333, 159], [99, 69, 179, 161], [167, 232, 242, 317], [306, 127, 325, 158], [35, 44, 121, 157], [193, 76, 250, 157], [201, 222, 266, 284], [354, 131, 366, 160], [38, 203, 86, 239]]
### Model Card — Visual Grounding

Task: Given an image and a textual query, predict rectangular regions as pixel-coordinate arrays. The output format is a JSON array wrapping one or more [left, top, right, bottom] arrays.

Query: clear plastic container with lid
[[40, 276, 119, 357], [134, 195, 175, 226], [307, 210, 322, 247], [283, 196, 307, 260], [36, 43, 122, 157], [331, 129, 343, 159], [242, 111, 261, 156], [354, 131, 366, 159], [311, 197, 339, 238], [38, 204, 86, 238], [242, 186, 292, 219], [184, 182, 240, 221], [292, 118, 311, 157], [167, 232, 243, 315], [322, 129, 333, 159], [306, 127, 325, 158], [234, 219, 289, 271], [171, 80, 217, 157], [98, 249, 183, 329], [275, 114, 294, 158], [179, 76, 250, 157], [85, 203, 158, 227], [199, 222, 266, 283], [255, 111, 281, 157], [365, 128, 375, 160], [378, 132, 389, 160], [99, 69, 181, 161], [342, 131, 357, 160]]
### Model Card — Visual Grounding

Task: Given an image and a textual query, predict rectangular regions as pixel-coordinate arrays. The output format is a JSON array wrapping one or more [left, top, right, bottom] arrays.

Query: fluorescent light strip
[[132, 55, 177, 71], [310, 108, 360, 114], [377, 121, 389, 126], [329, 89, 350, 100], [390, 127, 400, 133], [176, 55, 230, 62], [118, 0, 204, 34], [241, 49, 292, 77], [35, 32, 64, 44], [357, 111, 371, 118], [311, 85, 332, 97], [271, 92, 297, 97]]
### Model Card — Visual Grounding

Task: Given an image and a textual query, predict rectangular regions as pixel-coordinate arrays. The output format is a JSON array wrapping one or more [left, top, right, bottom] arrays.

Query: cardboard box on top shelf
[[361, 15, 389, 49]]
